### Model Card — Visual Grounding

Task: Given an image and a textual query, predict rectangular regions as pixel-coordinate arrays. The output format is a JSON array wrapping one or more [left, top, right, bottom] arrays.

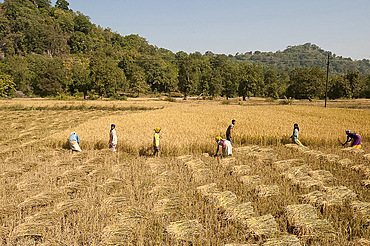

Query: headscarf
[[215, 136, 222, 142], [154, 127, 161, 133], [111, 124, 115, 128], [345, 130, 351, 134]]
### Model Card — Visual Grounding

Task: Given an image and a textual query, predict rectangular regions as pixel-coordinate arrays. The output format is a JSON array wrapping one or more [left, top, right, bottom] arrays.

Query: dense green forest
[[0, 0, 369, 99]]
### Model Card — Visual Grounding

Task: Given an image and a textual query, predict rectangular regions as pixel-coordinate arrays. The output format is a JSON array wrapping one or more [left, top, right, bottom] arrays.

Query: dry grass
[[0, 99, 369, 245]]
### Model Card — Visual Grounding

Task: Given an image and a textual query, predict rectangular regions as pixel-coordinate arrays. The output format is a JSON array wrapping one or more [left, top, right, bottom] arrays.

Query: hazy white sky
[[6, 0, 370, 60]]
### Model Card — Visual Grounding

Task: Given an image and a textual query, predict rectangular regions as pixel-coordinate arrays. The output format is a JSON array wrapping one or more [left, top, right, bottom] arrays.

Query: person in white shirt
[[109, 124, 118, 152]]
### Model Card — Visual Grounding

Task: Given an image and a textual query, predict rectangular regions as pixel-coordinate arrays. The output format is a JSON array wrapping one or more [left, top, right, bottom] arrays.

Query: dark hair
[[232, 119, 236, 123], [294, 123, 299, 131]]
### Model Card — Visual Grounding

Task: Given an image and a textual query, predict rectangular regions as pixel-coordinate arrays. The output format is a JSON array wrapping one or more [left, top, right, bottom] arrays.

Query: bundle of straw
[[185, 159, 206, 171], [342, 147, 365, 154], [308, 170, 335, 183], [245, 214, 279, 239], [361, 180, 370, 188], [364, 153, 370, 161], [102, 224, 137, 245], [337, 158, 353, 168], [273, 159, 304, 172], [153, 196, 182, 216], [255, 185, 280, 198], [146, 159, 166, 175], [263, 235, 301, 246], [100, 178, 125, 193], [324, 186, 357, 206], [61, 180, 89, 194], [220, 157, 237, 168], [351, 165, 370, 177], [351, 201, 370, 224], [232, 165, 252, 176], [54, 200, 83, 214], [320, 154, 340, 163], [59, 169, 86, 181], [148, 185, 174, 197], [285, 204, 319, 226], [210, 191, 238, 210], [18, 192, 60, 209], [233, 146, 253, 155], [225, 202, 255, 222], [239, 175, 262, 187], [166, 219, 205, 242], [176, 155, 193, 163], [302, 191, 327, 207], [196, 183, 218, 197], [293, 219, 335, 239], [192, 168, 212, 184]]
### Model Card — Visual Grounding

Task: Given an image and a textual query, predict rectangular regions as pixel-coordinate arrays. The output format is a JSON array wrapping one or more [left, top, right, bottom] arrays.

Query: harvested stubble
[[166, 219, 205, 242], [353, 238, 370, 245], [342, 147, 365, 154], [220, 157, 237, 168], [18, 192, 60, 209], [263, 235, 301, 246], [146, 158, 166, 175], [245, 214, 279, 239], [234, 146, 253, 155], [273, 159, 304, 172], [225, 202, 255, 222], [351, 201, 370, 224], [337, 158, 353, 167], [153, 196, 183, 216], [308, 170, 335, 183], [255, 185, 280, 197], [103, 195, 129, 210], [301, 149, 324, 159], [192, 168, 212, 184], [196, 183, 219, 198], [53, 160, 72, 167], [209, 191, 238, 210], [239, 175, 262, 187], [282, 165, 312, 180], [285, 144, 304, 150], [231, 165, 252, 176], [0, 226, 9, 238]]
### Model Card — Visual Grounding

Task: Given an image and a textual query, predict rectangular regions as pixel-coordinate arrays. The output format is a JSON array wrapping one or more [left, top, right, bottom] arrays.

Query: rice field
[[0, 98, 369, 245]]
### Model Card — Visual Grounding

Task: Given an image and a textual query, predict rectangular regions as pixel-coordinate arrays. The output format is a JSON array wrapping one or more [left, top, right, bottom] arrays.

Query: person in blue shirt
[[69, 132, 81, 152], [290, 123, 304, 147]]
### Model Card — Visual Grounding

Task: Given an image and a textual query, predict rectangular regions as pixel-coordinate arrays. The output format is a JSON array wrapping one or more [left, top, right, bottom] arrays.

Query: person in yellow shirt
[[153, 127, 161, 157]]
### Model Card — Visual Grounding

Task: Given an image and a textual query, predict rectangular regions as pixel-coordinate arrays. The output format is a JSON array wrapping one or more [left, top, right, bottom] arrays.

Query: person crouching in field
[[109, 124, 117, 152], [215, 136, 232, 157], [343, 130, 362, 148], [226, 119, 235, 145], [69, 132, 81, 153], [153, 127, 161, 157], [290, 123, 304, 147]]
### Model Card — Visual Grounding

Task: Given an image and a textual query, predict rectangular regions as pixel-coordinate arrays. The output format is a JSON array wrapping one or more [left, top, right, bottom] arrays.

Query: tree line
[[0, 0, 369, 99]]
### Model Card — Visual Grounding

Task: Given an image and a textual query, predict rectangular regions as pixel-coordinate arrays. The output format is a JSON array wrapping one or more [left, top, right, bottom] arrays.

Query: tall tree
[[55, 0, 69, 10]]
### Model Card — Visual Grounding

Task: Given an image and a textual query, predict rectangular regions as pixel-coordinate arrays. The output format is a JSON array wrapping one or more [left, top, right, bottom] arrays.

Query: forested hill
[[226, 43, 370, 76], [0, 0, 369, 99]]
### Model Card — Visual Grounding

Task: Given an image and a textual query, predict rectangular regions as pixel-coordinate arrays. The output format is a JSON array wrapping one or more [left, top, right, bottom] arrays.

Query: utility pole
[[325, 53, 330, 107]]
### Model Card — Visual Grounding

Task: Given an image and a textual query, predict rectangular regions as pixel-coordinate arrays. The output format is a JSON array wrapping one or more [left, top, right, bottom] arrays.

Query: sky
[[5, 0, 370, 60]]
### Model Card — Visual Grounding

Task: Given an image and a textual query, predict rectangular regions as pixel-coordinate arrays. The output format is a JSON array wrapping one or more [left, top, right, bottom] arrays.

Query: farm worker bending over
[[153, 127, 161, 157], [226, 119, 235, 145], [109, 124, 117, 152], [215, 136, 232, 157], [290, 123, 304, 147], [343, 130, 362, 148], [69, 132, 81, 152]]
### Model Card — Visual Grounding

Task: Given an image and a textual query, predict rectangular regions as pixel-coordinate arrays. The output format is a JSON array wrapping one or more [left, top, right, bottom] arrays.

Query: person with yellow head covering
[[215, 136, 232, 157], [153, 127, 161, 157]]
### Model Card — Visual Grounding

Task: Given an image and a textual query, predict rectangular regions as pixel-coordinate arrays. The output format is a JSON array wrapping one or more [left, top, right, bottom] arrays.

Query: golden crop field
[[0, 98, 369, 245]]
